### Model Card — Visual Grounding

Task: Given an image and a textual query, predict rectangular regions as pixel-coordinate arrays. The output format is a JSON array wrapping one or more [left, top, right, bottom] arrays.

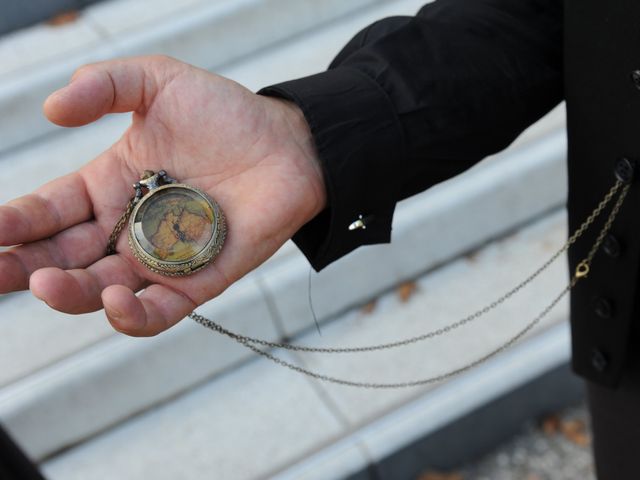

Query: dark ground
[[417, 404, 595, 480]]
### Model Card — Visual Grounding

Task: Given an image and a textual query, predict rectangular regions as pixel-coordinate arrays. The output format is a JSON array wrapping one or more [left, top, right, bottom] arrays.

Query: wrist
[[262, 96, 328, 222]]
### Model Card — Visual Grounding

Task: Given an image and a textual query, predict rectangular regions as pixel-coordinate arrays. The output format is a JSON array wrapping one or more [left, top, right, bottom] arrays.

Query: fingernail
[[106, 306, 122, 320], [106, 307, 126, 329], [106, 306, 145, 332]]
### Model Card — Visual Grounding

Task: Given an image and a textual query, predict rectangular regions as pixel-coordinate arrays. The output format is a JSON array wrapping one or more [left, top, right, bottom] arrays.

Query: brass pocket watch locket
[[108, 170, 226, 276]]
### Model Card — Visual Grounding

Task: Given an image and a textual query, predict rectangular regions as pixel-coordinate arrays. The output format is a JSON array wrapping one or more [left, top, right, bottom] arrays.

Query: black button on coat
[[260, 0, 640, 388], [602, 234, 622, 259]]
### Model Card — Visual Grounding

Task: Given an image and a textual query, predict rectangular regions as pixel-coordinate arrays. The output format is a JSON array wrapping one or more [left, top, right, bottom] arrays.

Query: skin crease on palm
[[0, 55, 327, 337]]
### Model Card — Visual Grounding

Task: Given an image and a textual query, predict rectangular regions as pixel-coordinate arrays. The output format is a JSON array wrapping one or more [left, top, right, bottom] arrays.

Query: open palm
[[0, 56, 325, 336]]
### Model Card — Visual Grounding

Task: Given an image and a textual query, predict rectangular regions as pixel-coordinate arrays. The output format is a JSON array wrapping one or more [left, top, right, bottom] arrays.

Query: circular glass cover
[[132, 187, 215, 262]]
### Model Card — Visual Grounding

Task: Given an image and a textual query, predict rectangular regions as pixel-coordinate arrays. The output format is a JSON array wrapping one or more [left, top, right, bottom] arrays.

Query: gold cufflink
[[349, 214, 368, 231]]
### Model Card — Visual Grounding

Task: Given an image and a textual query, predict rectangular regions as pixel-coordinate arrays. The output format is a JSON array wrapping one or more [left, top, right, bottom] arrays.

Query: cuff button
[[591, 349, 609, 373], [631, 70, 640, 90], [614, 157, 636, 184], [592, 297, 614, 319], [602, 234, 622, 258]]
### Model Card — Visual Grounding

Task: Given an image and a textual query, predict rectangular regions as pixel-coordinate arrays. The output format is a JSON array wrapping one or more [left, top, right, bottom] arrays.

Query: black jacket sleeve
[[259, 0, 564, 271]]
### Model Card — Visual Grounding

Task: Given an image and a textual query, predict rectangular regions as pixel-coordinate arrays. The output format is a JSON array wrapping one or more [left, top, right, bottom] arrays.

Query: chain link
[[106, 198, 136, 255]]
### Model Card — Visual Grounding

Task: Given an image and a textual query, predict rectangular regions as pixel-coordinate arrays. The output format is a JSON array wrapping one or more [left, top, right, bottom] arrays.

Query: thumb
[[43, 56, 180, 127]]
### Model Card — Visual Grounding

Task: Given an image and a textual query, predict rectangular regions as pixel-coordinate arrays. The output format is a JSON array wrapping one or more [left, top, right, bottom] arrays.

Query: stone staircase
[[0, 1, 572, 478]]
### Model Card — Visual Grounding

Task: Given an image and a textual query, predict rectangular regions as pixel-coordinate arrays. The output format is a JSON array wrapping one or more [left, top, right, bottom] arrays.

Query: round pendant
[[128, 180, 226, 276]]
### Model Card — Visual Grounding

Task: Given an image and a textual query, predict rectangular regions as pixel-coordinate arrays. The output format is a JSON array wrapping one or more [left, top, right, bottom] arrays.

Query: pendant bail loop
[[576, 261, 590, 279]]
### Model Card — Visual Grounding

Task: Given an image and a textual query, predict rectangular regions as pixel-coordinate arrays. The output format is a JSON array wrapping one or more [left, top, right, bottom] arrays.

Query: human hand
[[0, 56, 326, 336]]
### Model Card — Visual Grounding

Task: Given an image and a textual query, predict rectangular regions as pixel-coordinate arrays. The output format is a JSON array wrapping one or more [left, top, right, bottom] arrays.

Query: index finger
[[0, 172, 93, 246]]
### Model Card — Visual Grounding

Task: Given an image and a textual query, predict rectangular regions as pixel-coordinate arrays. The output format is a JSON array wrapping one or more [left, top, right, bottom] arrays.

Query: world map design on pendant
[[127, 171, 226, 276]]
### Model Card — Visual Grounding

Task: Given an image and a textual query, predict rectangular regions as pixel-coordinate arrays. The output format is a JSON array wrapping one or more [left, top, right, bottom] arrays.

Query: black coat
[[260, 0, 640, 388]]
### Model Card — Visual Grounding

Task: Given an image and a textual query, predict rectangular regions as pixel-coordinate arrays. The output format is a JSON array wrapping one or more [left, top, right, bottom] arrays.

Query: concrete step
[[0, 126, 568, 462], [0, 0, 567, 393], [0, 0, 105, 36], [0, 0, 446, 392], [0, 0, 388, 154], [0, 0, 570, 474], [39, 209, 572, 480]]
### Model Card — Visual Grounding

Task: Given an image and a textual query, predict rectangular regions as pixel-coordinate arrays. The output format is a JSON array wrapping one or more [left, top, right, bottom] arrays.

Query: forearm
[[260, 0, 564, 270]]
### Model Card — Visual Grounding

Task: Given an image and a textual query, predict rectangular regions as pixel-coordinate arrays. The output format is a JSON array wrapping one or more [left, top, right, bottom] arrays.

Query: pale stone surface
[[281, 211, 570, 427], [275, 323, 572, 479], [0, 276, 278, 461], [0, 0, 393, 153], [221, 0, 430, 90], [36, 211, 573, 480], [40, 351, 345, 480], [0, 0, 442, 391], [0, 292, 113, 387], [0, 115, 123, 201], [0, 68, 567, 471], [83, 0, 213, 37], [0, 43, 117, 152], [0, 1, 574, 478], [0, 15, 102, 80], [85, 0, 382, 41], [0, 0, 436, 152]]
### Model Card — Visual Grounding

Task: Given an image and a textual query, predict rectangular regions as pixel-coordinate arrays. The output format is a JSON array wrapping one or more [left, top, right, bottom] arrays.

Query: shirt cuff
[[258, 66, 405, 271]]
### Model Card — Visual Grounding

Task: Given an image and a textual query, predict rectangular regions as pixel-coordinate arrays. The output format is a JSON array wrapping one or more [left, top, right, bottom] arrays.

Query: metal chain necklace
[[109, 174, 630, 389], [190, 180, 629, 388]]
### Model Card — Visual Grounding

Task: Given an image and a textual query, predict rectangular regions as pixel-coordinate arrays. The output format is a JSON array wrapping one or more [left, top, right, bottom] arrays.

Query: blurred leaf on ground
[[397, 280, 418, 303], [360, 299, 377, 314], [541, 413, 561, 435], [47, 11, 80, 26], [560, 419, 590, 447]]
